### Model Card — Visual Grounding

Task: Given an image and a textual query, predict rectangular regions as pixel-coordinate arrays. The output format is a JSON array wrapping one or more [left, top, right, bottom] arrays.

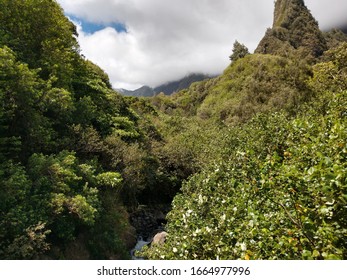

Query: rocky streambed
[[129, 205, 170, 259]]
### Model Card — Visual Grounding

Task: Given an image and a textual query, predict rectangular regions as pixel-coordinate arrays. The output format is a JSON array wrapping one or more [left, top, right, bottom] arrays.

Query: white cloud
[[57, 0, 347, 89], [306, 0, 347, 30]]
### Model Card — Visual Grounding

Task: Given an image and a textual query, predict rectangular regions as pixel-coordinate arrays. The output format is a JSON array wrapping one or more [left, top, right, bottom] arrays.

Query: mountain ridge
[[118, 73, 212, 97]]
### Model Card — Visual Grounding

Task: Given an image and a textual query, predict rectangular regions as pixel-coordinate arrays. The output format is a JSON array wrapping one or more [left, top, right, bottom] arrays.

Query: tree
[[0, 0, 79, 88], [229, 41, 249, 62]]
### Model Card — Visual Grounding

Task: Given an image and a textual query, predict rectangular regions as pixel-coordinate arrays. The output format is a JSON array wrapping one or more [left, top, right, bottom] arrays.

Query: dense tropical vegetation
[[142, 0, 347, 260], [0, 0, 178, 259], [0, 0, 346, 260], [144, 52, 347, 259]]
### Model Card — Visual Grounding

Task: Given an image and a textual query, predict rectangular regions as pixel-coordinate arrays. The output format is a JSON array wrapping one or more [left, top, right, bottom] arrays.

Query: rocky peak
[[273, 0, 305, 28], [256, 0, 327, 59]]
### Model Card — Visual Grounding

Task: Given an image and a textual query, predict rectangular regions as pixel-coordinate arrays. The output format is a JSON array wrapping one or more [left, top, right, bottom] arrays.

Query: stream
[[130, 236, 151, 260], [129, 205, 170, 259]]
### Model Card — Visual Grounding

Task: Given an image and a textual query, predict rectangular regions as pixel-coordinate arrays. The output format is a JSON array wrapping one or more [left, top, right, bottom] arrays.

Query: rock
[[255, 0, 327, 58], [129, 205, 169, 240], [152, 231, 168, 246], [153, 210, 166, 222]]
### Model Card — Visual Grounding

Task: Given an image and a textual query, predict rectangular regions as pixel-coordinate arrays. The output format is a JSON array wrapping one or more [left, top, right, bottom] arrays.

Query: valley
[[0, 0, 346, 260]]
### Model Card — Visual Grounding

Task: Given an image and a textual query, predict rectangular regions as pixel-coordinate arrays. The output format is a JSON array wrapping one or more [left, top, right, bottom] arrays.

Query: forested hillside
[[0, 0, 346, 260], [0, 0, 180, 259], [141, 0, 347, 260]]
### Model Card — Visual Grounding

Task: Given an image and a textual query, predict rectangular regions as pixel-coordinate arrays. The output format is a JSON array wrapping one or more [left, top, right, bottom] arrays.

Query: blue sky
[[57, 0, 347, 90], [68, 15, 127, 34]]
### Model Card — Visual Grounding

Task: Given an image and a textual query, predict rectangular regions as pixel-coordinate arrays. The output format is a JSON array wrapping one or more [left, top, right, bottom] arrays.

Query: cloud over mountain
[[57, 0, 347, 89]]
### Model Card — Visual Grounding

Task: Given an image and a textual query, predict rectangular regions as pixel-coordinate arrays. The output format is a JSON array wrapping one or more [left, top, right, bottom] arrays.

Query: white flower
[[173, 247, 178, 253], [240, 242, 247, 251]]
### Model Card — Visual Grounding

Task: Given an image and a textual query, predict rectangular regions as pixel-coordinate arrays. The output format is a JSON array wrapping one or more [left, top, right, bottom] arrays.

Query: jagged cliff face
[[273, 0, 304, 27], [256, 0, 327, 59]]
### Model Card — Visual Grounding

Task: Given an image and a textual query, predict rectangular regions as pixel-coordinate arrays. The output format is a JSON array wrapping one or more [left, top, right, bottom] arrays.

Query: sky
[[56, 0, 347, 90]]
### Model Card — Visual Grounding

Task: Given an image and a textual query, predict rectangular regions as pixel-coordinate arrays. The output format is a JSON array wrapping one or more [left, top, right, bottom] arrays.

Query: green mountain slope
[[119, 73, 211, 97], [144, 42, 347, 261], [152, 53, 312, 124], [142, 1, 347, 260], [154, 73, 211, 95], [120, 85, 155, 97]]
